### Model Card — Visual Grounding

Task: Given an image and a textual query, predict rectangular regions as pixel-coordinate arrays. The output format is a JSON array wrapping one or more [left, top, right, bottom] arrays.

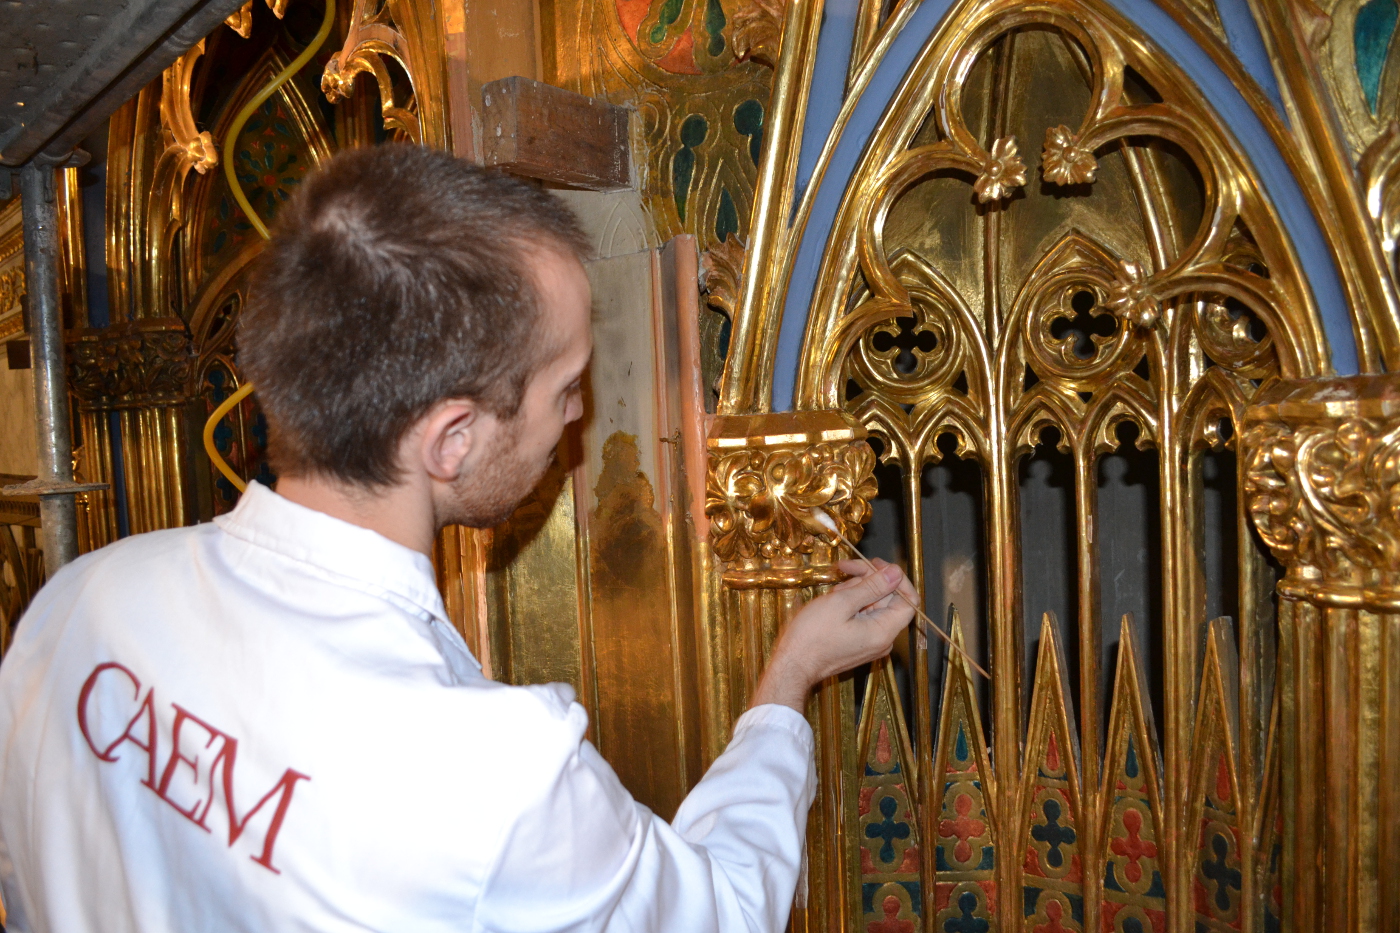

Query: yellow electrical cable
[[203, 0, 336, 494], [221, 0, 336, 241], [203, 382, 257, 490]]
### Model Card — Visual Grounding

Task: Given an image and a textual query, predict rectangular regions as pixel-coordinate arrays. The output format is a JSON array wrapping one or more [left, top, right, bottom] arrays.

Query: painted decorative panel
[[929, 619, 998, 933], [858, 661, 923, 933], [188, 48, 333, 291], [550, 0, 774, 249]]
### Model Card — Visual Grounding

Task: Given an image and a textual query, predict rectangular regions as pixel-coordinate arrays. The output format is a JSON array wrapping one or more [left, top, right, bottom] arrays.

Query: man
[[0, 145, 915, 932]]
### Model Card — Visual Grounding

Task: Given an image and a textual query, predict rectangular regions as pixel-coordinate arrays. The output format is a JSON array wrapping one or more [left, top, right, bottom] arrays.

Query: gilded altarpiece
[[704, 0, 1400, 932]]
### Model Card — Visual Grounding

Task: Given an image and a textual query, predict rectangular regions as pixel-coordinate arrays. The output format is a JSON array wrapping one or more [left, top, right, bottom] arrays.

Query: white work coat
[[0, 481, 816, 932]]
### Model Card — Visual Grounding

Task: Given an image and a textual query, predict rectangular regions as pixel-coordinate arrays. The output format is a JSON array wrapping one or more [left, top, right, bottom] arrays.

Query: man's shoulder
[[34, 524, 215, 601], [67, 522, 213, 572], [3, 525, 229, 663]]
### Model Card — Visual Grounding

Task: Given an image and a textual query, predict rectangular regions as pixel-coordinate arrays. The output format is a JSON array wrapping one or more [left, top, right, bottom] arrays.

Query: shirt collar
[[214, 481, 449, 626]]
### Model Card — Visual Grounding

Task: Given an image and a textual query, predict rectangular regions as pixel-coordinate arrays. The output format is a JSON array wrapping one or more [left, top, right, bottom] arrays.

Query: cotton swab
[[812, 509, 991, 680]]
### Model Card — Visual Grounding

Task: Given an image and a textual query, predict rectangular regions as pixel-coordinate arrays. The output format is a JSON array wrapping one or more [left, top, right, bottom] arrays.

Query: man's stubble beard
[[441, 419, 554, 529]]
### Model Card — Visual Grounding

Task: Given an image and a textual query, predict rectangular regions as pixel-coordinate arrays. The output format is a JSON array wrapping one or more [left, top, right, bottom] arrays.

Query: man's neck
[[274, 473, 437, 557]]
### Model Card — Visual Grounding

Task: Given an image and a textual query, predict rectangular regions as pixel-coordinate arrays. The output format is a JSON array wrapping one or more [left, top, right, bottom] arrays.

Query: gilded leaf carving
[[322, 0, 451, 147], [700, 234, 746, 319], [67, 320, 196, 409], [225, 1, 254, 38], [1105, 260, 1161, 330], [0, 268, 24, 315], [160, 41, 218, 181], [732, 0, 786, 68]]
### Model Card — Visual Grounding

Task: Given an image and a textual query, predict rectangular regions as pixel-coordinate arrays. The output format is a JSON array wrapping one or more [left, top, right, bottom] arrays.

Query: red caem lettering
[[76, 662, 309, 875], [221, 755, 311, 874], [78, 663, 159, 787], [155, 704, 225, 829]]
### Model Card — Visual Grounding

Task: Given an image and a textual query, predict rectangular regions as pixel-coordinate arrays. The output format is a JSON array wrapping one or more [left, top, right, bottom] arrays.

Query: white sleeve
[[473, 704, 816, 933]]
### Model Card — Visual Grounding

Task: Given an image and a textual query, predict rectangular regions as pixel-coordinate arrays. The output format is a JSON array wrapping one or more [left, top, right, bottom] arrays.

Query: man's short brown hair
[[238, 144, 588, 488]]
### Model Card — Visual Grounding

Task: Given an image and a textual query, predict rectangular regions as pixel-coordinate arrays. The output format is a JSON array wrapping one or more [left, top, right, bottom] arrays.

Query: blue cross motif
[[1030, 798, 1077, 868], [212, 417, 234, 454], [942, 891, 989, 933], [865, 794, 911, 864], [1202, 833, 1242, 913]]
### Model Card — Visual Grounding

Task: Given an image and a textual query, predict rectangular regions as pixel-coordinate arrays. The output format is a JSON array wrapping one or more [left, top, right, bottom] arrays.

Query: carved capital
[[67, 319, 196, 410], [1243, 375, 1400, 609], [706, 411, 877, 589]]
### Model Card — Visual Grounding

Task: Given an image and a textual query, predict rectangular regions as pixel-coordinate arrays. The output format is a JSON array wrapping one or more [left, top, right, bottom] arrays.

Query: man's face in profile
[[441, 245, 593, 528]]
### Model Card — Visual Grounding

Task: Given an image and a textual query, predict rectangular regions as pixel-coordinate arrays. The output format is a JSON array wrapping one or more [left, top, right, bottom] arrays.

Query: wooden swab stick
[[812, 509, 991, 680]]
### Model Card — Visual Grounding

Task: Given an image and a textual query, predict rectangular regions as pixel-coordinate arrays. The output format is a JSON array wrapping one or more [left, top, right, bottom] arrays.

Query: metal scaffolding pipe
[[19, 161, 79, 575]]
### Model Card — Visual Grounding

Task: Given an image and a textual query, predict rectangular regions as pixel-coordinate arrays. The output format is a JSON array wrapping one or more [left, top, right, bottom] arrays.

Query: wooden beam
[[480, 77, 630, 191]]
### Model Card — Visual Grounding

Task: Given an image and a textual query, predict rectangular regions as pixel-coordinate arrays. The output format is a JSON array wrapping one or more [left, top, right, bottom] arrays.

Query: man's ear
[[418, 398, 484, 482]]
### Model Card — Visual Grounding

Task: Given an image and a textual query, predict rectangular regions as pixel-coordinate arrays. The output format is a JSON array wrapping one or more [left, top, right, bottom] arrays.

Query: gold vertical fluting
[[1242, 375, 1400, 933], [73, 410, 118, 553], [705, 410, 878, 933], [51, 166, 121, 551], [67, 320, 196, 535]]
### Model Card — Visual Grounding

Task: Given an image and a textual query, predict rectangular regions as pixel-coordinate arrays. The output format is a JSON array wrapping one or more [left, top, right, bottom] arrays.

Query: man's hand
[[750, 558, 918, 713]]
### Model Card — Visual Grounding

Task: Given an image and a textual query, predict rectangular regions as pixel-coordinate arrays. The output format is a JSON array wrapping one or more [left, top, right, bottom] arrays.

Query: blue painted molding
[[769, 0, 1358, 411], [1216, 0, 1285, 113], [796, 0, 860, 198]]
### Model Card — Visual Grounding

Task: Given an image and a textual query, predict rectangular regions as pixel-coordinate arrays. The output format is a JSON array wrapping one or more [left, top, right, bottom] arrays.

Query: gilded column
[[705, 410, 877, 933], [67, 319, 197, 537], [1242, 375, 1400, 933]]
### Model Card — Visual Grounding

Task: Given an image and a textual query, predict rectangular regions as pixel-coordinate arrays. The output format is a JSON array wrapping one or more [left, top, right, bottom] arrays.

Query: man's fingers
[[833, 557, 887, 586], [833, 560, 917, 612], [824, 563, 903, 617], [776, 561, 919, 685]]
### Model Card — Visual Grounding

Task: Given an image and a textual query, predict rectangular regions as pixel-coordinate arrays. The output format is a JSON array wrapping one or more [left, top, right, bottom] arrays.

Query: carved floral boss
[[707, 438, 877, 588]]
